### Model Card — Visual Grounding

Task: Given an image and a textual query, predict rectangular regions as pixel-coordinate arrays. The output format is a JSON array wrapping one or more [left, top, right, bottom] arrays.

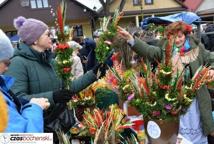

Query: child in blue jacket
[[0, 29, 50, 132]]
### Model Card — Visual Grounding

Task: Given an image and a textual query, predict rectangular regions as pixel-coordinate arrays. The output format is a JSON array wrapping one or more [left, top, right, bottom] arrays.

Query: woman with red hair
[[118, 21, 214, 143]]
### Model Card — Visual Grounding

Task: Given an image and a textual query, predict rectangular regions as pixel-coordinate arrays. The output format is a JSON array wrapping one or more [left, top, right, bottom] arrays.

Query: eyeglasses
[[1, 60, 11, 67], [46, 31, 53, 37], [47, 32, 52, 37], [43, 31, 52, 38]]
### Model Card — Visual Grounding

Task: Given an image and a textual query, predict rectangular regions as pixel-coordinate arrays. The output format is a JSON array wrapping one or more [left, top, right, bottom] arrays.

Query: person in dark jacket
[[204, 23, 214, 144], [201, 33, 210, 51], [118, 21, 214, 143], [0, 29, 50, 132], [78, 38, 97, 72], [206, 24, 214, 52], [5, 16, 104, 136]]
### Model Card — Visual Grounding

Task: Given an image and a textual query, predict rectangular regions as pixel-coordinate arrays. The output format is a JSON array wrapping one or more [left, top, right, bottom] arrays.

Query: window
[[145, 0, 153, 5], [30, 0, 49, 9], [37, 0, 43, 8], [20, 0, 30, 7], [43, 0, 48, 7], [133, 0, 141, 6]]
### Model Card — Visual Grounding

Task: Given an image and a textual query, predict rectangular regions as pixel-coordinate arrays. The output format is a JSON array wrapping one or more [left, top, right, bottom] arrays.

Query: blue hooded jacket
[[0, 75, 43, 132]]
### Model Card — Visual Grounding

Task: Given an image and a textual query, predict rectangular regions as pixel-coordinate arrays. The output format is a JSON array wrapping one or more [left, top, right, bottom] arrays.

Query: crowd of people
[[1, 15, 214, 144]]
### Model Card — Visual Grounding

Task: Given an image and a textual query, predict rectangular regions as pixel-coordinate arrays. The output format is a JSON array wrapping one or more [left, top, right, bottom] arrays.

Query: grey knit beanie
[[13, 16, 48, 45], [0, 29, 14, 61]]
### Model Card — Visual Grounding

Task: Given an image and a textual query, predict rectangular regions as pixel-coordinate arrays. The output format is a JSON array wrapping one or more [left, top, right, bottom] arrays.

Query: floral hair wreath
[[165, 21, 192, 38]]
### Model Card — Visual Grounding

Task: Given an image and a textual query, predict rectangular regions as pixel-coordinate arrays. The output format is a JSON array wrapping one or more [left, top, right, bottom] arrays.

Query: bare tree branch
[[99, 0, 111, 16]]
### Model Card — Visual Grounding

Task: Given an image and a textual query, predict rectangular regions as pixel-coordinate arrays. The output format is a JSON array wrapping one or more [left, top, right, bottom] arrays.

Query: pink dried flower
[[152, 111, 161, 117]]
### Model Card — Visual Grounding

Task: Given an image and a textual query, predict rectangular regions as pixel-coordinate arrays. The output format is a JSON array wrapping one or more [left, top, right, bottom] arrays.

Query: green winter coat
[[5, 43, 97, 107], [131, 36, 214, 135]]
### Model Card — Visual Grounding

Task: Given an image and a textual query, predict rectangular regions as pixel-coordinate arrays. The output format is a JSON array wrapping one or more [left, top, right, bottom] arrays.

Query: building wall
[[109, 0, 182, 12], [196, 0, 214, 12], [107, 0, 184, 28], [68, 19, 93, 38], [0, 0, 94, 37]]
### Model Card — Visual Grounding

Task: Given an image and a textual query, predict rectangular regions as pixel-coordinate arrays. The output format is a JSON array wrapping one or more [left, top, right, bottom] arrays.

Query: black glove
[[92, 63, 107, 79], [53, 89, 73, 103]]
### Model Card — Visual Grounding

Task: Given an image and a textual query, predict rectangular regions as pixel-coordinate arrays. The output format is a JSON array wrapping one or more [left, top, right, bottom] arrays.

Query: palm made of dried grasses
[[95, 10, 123, 63], [82, 105, 133, 144], [55, 0, 73, 89], [110, 36, 211, 121]]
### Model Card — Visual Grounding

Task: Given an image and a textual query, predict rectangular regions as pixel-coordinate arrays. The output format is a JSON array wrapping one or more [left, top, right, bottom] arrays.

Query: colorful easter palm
[[54, 0, 73, 89]]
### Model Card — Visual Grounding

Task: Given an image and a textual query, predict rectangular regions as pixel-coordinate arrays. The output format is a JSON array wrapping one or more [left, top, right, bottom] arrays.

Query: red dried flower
[[63, 67, 71, 73], [57, 5, 64, 35], [159, 84, 171, 90], [111, 52, 120, 62], [152, 111, 161, 117], [89, 127, 96, 135], [57, 43, 69, 50]]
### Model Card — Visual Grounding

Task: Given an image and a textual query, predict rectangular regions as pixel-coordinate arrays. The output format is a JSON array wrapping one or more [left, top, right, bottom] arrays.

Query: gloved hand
[[53, 89, 73, 103], [92, 63, 108, 79]]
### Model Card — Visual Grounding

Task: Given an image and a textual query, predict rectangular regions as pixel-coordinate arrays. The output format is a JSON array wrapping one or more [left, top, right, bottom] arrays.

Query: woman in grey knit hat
[[6, 16, 105, 138]]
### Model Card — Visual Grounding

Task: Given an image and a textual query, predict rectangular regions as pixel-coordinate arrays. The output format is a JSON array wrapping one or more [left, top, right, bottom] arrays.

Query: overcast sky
[[75, 0, 102, 11], [0, 0, 5, 5]]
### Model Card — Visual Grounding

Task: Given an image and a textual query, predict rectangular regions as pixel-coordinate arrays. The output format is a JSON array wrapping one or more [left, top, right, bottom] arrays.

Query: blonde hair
[[0, 92, 8, 132]]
